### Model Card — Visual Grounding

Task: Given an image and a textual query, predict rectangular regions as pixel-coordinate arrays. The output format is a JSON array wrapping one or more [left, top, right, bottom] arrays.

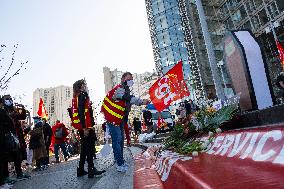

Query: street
[[12, 147, 142, 189]]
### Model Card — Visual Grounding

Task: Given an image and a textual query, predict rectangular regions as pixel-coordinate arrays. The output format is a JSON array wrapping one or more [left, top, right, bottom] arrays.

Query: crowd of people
[[0, 95, 82, 188], [0, 71, 198, 188]]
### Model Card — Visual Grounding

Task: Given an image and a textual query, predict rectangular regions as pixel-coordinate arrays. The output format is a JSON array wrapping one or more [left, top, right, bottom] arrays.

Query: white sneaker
[[0, 183, 13, 189], [116, 165, 128, 172], [122, 163, 129, 168]]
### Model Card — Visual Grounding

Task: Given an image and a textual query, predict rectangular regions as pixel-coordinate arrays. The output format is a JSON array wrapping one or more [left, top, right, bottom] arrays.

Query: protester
[[102, 122, 107, 142], [71, 79, 105, 178], [42, 118, 52, 167], [188, 99, 198, 113], [29, 121, 47, 171], [52, 120, 69, 163], [2, 95, 30, 180], [177, 102, 186, 120], [67, 129, 80, 156], [0, 96, 16, 188], [124, 122, 131, 146], [276, 72, 284, 99], [101, 72, 149, 172], [184, 100, 191, 116], [143, 110, 153, 134], [132, 117, 141, 143]]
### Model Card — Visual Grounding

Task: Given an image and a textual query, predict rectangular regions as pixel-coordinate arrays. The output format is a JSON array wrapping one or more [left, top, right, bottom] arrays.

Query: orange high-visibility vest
[[101, 84, 126, 126], [71, 95, 92, 130]]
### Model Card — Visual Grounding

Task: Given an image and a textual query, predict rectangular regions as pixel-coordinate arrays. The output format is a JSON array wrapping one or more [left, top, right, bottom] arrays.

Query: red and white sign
[[149, 61, 190, 112], [135, 125, 284, 189]]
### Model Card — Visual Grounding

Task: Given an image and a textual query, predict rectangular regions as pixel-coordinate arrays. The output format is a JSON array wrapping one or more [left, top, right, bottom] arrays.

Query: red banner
[[149, 61, 190, 112], [134, 125, 284, 189], [157, 126, 284, 189]]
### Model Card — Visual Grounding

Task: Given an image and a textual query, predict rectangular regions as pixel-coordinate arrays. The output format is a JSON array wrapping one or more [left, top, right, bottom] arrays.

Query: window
[[224, 18, 234, 29], [258, 9, 268, 25], [276, 0, 284, 12], [246, 0, 256, 13], [268, 1, 279, 19], [243, 21, 252, 31], [220, 4, 229, 17], [254, 0, 263, 8], [251, 15, 260, 29], [231, 5, 247, 24]]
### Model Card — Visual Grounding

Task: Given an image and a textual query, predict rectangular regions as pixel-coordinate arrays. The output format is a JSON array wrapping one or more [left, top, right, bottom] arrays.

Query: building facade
[[188, 0, 284, 101], [33, 86, 73, 126], [145, 0, 284, 101], [145, 0, 209, 102]]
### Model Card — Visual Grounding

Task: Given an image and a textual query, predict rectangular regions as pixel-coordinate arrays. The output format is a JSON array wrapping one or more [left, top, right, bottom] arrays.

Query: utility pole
[[194, 0, 226, 100]]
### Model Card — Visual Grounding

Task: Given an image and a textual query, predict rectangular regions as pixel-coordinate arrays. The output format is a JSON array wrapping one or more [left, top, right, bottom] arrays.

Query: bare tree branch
[[0, 44, 28, 91], [0, 44, 18, 83]]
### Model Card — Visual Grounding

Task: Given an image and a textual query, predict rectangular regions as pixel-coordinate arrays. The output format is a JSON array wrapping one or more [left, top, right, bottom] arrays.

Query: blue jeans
[[54, 143, 69, 160], [108, 123, 124, 166]]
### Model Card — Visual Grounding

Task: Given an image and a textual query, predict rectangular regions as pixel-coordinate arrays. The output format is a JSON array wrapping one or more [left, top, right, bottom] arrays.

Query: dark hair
[[73, 79, 85, 97], [121, 72, 132, 80]]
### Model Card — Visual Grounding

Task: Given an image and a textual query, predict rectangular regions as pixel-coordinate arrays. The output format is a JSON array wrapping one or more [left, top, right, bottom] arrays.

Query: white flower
[[191, 116, 201, 131], [201, 143, 207, 149], [192, 151, 199, 157], [208, 131, 214, 137], [216, 128, 222, 133], [204, 139, 210, 146], [201, 140, 211, 150]]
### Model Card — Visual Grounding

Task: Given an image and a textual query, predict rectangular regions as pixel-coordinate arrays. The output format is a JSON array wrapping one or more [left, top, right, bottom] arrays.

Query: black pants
[[3, 151, 23, 178], [43, 145, 50, 165], [0, 162, 5, 185], [78, 130, 95, 169]]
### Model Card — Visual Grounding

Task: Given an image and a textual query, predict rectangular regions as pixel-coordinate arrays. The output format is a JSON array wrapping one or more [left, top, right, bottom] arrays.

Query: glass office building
[[145, 0, 205, 100]]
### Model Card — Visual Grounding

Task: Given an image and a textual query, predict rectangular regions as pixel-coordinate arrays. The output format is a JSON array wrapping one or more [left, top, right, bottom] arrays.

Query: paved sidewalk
[[12, 147, 143, 189]]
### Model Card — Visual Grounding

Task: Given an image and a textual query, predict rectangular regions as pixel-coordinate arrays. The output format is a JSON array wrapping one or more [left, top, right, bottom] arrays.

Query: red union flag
[[37, 97, 48, 119], [149, 61, 190, 112], [276, 41, 284, 69]]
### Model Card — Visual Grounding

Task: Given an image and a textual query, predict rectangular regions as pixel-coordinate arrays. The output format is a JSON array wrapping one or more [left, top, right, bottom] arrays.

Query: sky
[[0, 0, 155, 114]]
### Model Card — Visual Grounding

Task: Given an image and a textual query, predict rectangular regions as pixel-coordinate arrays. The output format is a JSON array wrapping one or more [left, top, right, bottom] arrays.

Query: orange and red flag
[[37, 97, 48, 119], [149, 60, 190, 112]]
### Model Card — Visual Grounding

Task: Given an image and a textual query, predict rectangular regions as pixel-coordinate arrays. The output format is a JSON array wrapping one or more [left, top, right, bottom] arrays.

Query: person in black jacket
[[276, 72, 284, 100], [42, 118, 52, 167], [1, 96, 30, 186], [73, 79, 105, 178], [143, 110, 153, 134], [0, 97, 15, 186]]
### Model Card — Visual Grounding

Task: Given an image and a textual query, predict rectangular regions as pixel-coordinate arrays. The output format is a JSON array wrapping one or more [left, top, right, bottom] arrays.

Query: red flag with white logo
[[149, 60, 190, 112], [37, 97, 48, 119], [276, 41, 284, 69]]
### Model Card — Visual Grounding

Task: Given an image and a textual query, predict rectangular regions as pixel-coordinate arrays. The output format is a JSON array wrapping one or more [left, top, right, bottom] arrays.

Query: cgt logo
[[155, 151, 191, 182], [154, 75, 176, 106]]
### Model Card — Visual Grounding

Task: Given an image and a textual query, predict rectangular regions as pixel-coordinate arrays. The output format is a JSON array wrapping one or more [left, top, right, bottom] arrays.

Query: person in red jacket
[[52, 120, 69, 163]]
